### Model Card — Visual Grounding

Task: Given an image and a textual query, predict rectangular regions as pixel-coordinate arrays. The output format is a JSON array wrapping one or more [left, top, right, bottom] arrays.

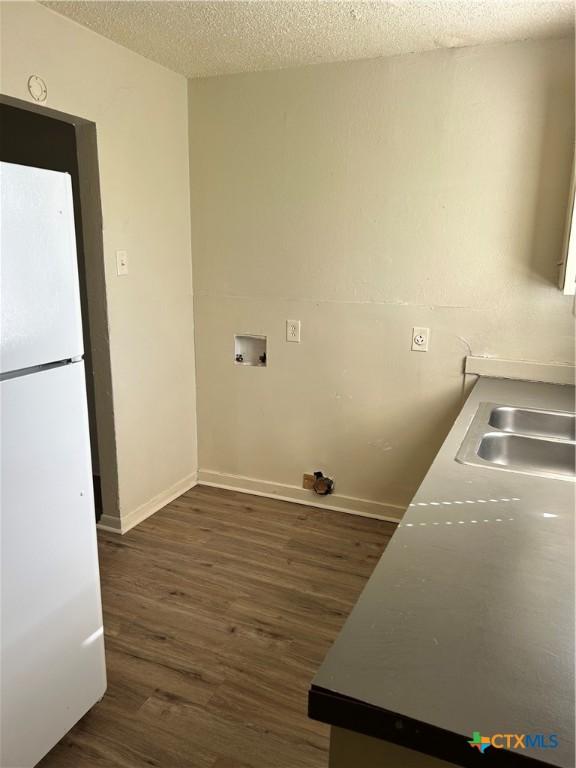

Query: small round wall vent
[[28, 75, 47, 103]]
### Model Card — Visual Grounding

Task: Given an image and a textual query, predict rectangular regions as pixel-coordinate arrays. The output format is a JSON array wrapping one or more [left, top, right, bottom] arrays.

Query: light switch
[[116, 250, 128, 276], [286, 320, 301, 343]]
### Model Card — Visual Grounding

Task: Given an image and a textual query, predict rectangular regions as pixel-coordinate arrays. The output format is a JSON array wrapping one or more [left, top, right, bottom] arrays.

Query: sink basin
[[489, 406, 576, 441], [456, 401, 576, 481], [478, 433, 576, 479]]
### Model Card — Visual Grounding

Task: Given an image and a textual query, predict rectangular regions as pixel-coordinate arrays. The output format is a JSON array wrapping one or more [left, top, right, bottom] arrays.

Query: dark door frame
[[1, 94, 120, 526]]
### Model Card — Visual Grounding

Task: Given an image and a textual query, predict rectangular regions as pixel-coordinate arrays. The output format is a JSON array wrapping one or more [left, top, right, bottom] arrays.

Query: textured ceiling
[[42, 1, 575, 78]]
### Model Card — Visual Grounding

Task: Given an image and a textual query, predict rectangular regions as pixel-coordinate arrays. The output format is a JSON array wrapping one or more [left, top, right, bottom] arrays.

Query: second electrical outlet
[[411, 327, 430, 352]]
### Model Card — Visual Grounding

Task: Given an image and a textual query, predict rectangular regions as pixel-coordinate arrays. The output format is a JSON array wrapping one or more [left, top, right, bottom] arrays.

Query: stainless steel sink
[[456, 402, 576, 481], [488, 406, 576, 441], [478, 432, 576, 479]]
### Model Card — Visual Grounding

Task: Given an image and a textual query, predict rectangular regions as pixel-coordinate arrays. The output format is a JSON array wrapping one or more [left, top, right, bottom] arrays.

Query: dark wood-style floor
[[39, 486, 395, 768]]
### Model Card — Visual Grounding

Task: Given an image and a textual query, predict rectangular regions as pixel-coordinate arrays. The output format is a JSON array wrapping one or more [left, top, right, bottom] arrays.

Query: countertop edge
[[308, 685, 559, 768], [307, 378, 575, 767]]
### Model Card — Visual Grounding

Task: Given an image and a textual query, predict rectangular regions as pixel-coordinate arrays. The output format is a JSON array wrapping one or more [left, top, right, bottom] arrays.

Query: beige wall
[[1, 1, 198, 531], [2, 6, 572, 526], [189, 37, 575, 517]]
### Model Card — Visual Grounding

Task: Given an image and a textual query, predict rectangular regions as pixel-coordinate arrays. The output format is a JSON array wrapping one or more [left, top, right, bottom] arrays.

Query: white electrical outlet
[[286, 320, 301, 343], [116, 250, 129, 276], [411, 326, 430, 352]]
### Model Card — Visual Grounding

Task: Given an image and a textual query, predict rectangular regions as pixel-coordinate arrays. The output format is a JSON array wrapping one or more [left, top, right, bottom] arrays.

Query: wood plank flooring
[[38, 486, 396, 768]]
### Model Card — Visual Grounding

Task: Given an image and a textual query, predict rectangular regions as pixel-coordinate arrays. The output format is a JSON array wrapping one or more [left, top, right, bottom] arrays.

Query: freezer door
[[0, 162, 84, 374], [0, 362, 106, 768]]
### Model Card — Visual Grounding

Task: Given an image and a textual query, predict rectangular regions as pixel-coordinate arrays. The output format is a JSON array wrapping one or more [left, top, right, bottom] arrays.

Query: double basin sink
[[456, 402, 576, 481]]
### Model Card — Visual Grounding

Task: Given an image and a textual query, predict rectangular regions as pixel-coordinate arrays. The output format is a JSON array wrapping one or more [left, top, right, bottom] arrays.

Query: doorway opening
[[0, 96, 119, 524]]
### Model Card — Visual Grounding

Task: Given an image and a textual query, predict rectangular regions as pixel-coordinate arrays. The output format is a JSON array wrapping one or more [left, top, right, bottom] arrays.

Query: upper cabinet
[[559, 156, 575, 295]]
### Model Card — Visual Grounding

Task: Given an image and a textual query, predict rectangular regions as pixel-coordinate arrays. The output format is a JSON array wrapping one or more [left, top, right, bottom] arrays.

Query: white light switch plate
[[411, 326, 430, 352], [286, 320, 301, 343], [116, 250, 128, 276]]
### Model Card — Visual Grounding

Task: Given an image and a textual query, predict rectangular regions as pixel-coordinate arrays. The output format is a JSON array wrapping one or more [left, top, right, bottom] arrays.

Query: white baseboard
[[97, 471, 198, 535], [97, 513, 122, 533], [197, 469, 404, 523], [465, 356, 575, 385]]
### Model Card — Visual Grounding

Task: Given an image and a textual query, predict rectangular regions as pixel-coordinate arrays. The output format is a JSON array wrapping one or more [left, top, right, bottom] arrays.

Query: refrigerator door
[[0, 162, 84, 375], [0, 362, 106, 768]]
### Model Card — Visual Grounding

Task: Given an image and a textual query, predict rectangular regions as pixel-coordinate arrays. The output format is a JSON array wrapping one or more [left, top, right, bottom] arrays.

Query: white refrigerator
[[0, 162, 107, 768]]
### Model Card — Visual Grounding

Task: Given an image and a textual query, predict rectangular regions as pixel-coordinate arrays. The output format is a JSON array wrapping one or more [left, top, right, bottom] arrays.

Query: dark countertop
[[309, 377, 575, 768]]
